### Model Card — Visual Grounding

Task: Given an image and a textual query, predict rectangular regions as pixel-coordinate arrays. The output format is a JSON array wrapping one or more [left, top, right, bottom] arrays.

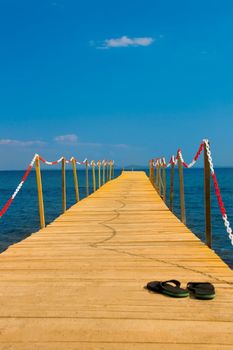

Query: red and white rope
[[0, 155, 112, 219], [151, 139, 233, 246], [39, 156, 88, 165], [102, 160, 110, 166], [81, 158, 88, 165], [177, 142, 205, 168], [203, 139, 233, 245], [0, 153, 37, 218], [153, 142, 205, 168], [39, 156, 63, 165]]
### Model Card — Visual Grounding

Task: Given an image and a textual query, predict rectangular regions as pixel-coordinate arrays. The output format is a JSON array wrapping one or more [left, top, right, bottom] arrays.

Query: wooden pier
[[0, 171, 233, 349]]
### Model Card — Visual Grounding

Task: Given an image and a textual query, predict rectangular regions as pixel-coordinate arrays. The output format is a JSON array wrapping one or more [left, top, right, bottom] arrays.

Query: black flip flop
[[187, 282, 215, 300], [146, 280, 189, 298]]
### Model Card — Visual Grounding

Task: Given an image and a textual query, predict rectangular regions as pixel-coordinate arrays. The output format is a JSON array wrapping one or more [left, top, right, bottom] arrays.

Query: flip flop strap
[[161, 280, 181, 288], [187, 282, 214, 292]]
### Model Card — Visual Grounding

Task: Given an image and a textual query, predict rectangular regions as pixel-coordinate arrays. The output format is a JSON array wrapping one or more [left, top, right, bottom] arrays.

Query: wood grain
[[0, 171, 232, 349]]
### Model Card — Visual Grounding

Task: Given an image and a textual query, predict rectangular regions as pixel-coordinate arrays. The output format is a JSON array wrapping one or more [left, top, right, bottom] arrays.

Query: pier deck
[[0, 171, 233, 349]]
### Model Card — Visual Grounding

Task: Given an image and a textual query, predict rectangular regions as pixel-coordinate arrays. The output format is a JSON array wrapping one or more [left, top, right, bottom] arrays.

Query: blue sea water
[[0, 168, 232, 268]]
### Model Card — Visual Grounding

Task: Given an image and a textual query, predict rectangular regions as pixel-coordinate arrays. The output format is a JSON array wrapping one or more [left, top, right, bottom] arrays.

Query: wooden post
[[162, 165, 166, 202], [109, 160, 112, 180], [204, 142, 212, 248], [178, 154, 186, 224], [158, 164, 162, 195], [149, 160, 155, 186], [112, 160, 115, 179], [102, 162, 105, 185], [62, 157, 66, 213], [152, 163, 155, 186], [35, 156, 45, 228], [155, 163, 159, 189], [72, 158, 79, 202], [169, 162, 175, 211], [106, 162, 109, 182], [86, 160, 89, 196], [98, 161, 101, 188], [92, 161, 96, 192]]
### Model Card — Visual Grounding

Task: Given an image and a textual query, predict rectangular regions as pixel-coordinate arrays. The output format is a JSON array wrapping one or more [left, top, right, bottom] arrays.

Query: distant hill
[[120, 165, 147, 170]]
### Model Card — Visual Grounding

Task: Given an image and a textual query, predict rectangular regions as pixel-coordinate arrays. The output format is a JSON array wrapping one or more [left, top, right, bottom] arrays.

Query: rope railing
[[149, 139, 233, 247], [0, 154, 114, 228]]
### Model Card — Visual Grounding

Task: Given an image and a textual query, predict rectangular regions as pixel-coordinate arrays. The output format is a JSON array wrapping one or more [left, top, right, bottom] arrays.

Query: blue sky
[[0, 0, 233, 169]]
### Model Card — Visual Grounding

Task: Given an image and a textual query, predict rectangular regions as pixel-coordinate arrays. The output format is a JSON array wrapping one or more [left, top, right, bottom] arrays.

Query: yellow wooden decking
[[0, 171, 233, 349]]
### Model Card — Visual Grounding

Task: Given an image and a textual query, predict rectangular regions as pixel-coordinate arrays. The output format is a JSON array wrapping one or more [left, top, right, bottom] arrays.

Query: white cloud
[[78, 142, 129, 149], [96, 36, 154, 49], [54, 134, 78, 144], [0, 139, 45, 146]]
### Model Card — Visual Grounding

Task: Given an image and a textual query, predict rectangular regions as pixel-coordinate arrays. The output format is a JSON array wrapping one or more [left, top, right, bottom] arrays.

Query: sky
[[0, 0, 233, 169]]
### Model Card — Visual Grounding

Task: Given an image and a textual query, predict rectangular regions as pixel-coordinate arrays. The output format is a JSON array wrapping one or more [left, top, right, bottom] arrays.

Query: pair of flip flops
[[146, 280, 215, 299]]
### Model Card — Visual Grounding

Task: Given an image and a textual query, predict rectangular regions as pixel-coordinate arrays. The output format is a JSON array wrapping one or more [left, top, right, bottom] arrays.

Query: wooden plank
[[0, 171, 232, 348]]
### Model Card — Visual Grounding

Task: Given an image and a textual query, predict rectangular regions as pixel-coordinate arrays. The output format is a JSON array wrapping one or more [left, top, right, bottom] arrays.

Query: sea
[[0, 168, 232, 268]]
